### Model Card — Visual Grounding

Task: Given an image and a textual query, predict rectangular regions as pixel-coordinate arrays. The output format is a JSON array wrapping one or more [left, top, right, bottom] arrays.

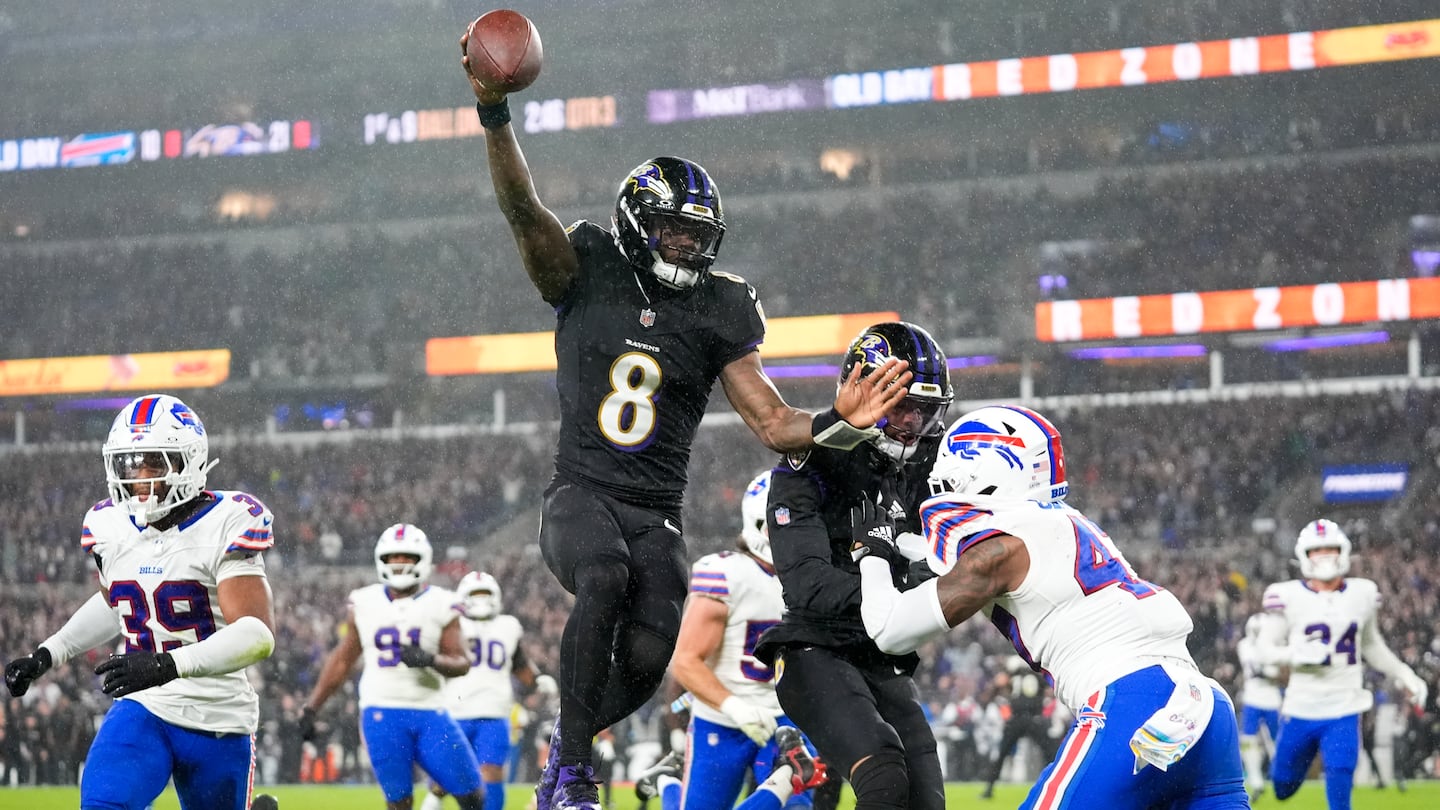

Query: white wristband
[[168, 615, 276, 678]]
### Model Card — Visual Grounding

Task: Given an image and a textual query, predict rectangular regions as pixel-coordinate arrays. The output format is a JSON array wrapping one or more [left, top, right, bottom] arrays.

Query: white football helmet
[[457, 571, 503, 620], [739, 471, 773, 565], [375, 523, 433, 590], [927, 405, 1068, 503], [102, 394, 216, 526], [1295, 519, 1350, 581]]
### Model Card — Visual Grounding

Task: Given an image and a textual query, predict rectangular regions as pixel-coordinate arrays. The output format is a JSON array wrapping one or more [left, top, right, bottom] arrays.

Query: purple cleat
[[535, 717, 564, 810], [552, 763, 602, 810]]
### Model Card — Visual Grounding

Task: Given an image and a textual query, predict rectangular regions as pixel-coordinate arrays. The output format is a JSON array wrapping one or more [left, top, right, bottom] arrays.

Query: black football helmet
[[612, 156, 726, 289], [840, 322, 954, 462]]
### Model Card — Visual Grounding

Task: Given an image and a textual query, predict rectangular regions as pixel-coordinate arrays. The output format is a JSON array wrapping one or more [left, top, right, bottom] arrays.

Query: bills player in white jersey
[[1236, 613, 1283, 800], [300, 524, 485, 810], [849, 405, 1247, 809], [637, 471, 828, 810], [1256, 519, 1427, 810], [420, 571, 555, 810], [3, 394, 279, 810]]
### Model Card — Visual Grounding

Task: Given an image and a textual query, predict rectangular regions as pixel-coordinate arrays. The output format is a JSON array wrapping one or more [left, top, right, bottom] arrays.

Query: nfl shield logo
[[639, 308, 656, 328], [774, 507, 791, 526]]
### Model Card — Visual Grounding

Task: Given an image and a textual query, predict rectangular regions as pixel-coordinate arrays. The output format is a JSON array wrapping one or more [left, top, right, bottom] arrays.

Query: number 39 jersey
[[349, 583, 463, 710], [82, 490, 275, 736], [922, 496, 1195, 712], [551, 221, 766, 511], [1261, 578, 1382, 719], [445, 613, 524, 720], [688, 550, 785, 726]]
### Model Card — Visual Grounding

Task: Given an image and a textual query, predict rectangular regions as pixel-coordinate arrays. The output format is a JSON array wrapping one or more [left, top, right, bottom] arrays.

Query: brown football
[[466, 10, 543, 94]]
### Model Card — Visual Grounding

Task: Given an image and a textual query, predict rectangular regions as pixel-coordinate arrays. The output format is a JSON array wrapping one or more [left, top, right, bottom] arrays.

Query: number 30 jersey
[[82, 490, 275, 735], [349, 583, 463, 710], [550, 221, 766, 511], [688, 550, 785, 726], [445, 613, 524, 720], [1261, 578, 1383, 719], [921, 496, 1194, 712]]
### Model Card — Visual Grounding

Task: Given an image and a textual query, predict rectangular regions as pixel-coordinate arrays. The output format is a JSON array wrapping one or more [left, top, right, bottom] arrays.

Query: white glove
[[720, 696, 778, 746], [1289, 639, 1331, 667], [1401, 672, 1429, 711], [534, 674, 558, 697]]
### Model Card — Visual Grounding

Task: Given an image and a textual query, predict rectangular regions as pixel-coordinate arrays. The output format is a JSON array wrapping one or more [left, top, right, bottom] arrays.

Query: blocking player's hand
[[720, 696, 778, 746], [298, 706, 319, 741], [96, 651, 179, 697], [832, 357, 912, 429], [399, 644, 435, 669], [850, 499, 899, 566], [5, 647, 53, 698]]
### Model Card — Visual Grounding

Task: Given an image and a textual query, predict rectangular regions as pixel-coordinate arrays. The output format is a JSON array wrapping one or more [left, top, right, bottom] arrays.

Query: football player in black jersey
[[462, 44, 913, 810], [755, 322, 953, 810]]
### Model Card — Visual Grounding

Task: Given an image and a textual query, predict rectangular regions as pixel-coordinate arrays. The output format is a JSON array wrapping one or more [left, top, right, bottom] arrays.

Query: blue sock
[[660, 775, 683, 810], [485, 780, 505, 810]]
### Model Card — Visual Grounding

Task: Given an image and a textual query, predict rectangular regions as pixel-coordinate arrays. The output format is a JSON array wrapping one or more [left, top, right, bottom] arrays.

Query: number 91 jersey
[[349, 583, 462, 710], [551, 221, 766, 510], [82, 490, 275, 735], [920, 495, 1195, 712]]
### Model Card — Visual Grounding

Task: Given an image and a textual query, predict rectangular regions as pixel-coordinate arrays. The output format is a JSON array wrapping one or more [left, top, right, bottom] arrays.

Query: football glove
[[5, 647, 53, 698], [96, 651, 179, 697], [1400, 672, 1429, 712], [720, 695, 778, 746], [1289, 639, 1331, 668], [534, 673, 558, 697], [850, 498, 899, 566], [399, 644, 436, 669], [298, 706, 319, 741]]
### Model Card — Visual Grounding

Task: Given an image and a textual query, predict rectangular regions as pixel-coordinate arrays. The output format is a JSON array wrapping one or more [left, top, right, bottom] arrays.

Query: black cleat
[[250, 795, 280, 810], [773, 726, 827, 793]]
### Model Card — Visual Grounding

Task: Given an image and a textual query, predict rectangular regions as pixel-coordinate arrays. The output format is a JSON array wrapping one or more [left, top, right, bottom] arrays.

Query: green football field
[[2, 781, 1436, 809]]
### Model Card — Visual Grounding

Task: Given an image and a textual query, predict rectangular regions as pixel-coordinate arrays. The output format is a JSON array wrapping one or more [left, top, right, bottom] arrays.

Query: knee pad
[[849, 751, 909, 810]]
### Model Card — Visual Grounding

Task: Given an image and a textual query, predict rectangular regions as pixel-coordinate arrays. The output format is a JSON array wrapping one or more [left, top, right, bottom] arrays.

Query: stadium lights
[[764, 355, 1001, 379], [1262, 331, 1389, 352], [1068, 344, 1207, 360]]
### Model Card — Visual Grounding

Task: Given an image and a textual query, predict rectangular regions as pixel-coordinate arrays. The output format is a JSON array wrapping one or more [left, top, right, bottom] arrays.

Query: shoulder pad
[[564, 219, 585, 235], [709, 269, 749, 286]]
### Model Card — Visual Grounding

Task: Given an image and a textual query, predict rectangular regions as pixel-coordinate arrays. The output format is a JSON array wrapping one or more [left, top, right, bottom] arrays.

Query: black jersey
[[547, 221, 766, 511], [754, 438, 938, 668]]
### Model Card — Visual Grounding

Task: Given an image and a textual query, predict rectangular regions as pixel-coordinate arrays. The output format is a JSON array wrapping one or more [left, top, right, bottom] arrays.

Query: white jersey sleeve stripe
[[690, 570, 729, 595], [228, 528, 274, 554]]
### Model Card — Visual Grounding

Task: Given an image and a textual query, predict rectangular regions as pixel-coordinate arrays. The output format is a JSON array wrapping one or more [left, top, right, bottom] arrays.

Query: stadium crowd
[[5, 391, 1440, 787], [3, 151, 1436, 384]]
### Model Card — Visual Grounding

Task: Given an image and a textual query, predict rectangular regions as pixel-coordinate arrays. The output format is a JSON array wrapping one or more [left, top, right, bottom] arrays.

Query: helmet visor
[[882, 396, 951, 445], [647, 213, 723, 268], [108, 450, 183, 480]]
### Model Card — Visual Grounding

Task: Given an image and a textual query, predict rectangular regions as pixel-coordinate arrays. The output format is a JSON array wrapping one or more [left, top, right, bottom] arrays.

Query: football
[[465, 10, 543, 94]]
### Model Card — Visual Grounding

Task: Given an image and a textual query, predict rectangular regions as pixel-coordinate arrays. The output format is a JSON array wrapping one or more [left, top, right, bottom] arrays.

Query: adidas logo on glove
[[868, 526, 894, 542]]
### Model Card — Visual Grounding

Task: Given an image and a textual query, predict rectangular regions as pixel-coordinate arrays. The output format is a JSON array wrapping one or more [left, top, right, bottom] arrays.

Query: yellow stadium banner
[[426, 311, 901, 376], [0, 349, 231, 396]]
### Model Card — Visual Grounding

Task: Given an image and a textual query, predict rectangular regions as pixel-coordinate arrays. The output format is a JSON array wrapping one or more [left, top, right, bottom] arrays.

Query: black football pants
[[539, 479, 688, 765], [775, 645, 946, 810]]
